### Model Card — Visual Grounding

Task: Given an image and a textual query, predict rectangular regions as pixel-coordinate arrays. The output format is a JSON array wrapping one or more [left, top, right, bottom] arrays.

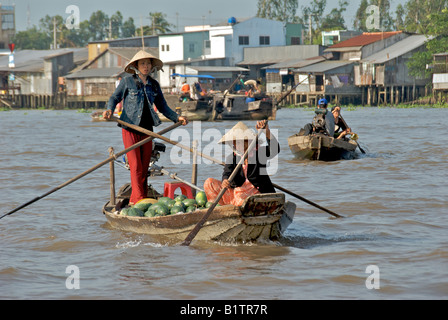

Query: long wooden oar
[[181, 128, 264, 246], [111, 116, 222, 165], [0, 122, 182, 220], [339, 115, 366, 154], [270, 183, 343, 218], [112, 118, 343, 219]]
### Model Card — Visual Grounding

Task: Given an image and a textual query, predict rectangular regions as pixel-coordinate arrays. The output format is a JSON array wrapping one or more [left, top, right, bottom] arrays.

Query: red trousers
[[122, 129, 153, 205]]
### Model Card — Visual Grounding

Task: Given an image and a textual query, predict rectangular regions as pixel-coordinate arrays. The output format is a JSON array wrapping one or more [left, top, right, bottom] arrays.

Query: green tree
[[321, 0, 348, 30], [88, 10, 109, 40], [353, 0, 369, 31], [122, 17, 136, 38], [12, 26, 52, 49], [395, 4, 406, 31], [297, 0, 327, 44], [402, 0, 447, 34], [150, 12, 173, 35], [353, 0, 395, 31], [408, 8, 448, 79], [256, 0, 299, 22], [109, 11, 124, 39]]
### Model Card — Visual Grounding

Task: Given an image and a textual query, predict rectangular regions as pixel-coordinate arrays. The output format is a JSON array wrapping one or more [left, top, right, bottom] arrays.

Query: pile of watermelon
[[120, 191, 216, 217]]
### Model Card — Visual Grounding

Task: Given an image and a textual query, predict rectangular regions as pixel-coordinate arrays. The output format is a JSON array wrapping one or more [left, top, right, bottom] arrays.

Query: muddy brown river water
[[1, 107, 447, 300]]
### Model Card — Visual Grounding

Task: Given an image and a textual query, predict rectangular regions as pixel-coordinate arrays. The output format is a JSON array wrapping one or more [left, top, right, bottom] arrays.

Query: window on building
[[259, 36, 270, 45], [161, 45, 165, 51], [291, 37, 301, 45], [189, 43, 195, 53], [204, 40, 211, 55], [239, 36, 249, 45], [2, 14, 14, 30], [166, 44, 170, 51]]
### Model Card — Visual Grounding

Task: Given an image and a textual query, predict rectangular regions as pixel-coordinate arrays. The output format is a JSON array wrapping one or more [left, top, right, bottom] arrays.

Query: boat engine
[[312, 108, 329, 135], [148, 142, 166, 176]]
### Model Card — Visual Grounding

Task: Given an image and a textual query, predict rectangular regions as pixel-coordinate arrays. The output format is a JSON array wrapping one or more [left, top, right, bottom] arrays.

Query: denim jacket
[[107, 74, 179, 128]]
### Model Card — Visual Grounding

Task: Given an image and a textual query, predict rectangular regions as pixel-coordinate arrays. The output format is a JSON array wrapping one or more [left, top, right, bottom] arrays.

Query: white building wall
[[207, 25, 233, 59], [159, 35, 184, 63], [231, 18, 286, 65]]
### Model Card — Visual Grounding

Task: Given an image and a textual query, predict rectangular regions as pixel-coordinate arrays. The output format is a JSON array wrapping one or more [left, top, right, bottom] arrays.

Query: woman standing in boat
[[103, 50, 188, 205], [204, 120, 279, 206]]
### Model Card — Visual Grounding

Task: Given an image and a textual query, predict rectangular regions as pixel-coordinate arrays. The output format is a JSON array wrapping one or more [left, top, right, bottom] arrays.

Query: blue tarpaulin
[[171, 73, 215, 79]]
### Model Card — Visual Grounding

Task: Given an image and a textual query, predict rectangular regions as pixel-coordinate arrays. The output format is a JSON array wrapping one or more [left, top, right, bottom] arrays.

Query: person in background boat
[[204, 120, 279, 206], [193, 82, 207, 100], [301, 98, 335, 137], [103, 50, 188, 205], [244, 79, 261, 103], [331, 106, 351, 139], [181, 81, 191, 101]]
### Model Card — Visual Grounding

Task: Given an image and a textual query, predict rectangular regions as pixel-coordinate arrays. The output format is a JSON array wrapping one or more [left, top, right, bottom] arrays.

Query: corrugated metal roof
[[327, 31, 402, 49], [262, 56, 326, 69], [237, 57, 290, 65], [0, 48, 87, 73], [361, 35, 433, 64], [294, 60, 353, 73], [187, 66, 249, 72], [64, 67, 123, 79]]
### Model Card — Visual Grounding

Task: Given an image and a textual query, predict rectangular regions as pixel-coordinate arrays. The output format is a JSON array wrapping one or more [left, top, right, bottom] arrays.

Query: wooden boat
[[158, 95, 213, 122], [288, 133, 358, 161], [103, 184, 296, 243], [211, 93, 277, 121]]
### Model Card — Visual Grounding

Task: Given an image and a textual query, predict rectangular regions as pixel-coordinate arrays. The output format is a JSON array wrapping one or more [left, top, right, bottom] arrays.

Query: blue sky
[[11, 0, 405, 32]]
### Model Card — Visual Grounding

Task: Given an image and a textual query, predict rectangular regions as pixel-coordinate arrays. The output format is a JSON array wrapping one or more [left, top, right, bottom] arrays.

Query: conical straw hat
[[124, 50, 163, 74], [218, 122, 257, 144]]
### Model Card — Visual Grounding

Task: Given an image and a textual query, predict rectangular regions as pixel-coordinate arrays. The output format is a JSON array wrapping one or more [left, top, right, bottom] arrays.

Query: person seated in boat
[[192, 82, 207, 100], [301, 98, 335, 137], [331, 106, 351, 139], [204, 120, 279, 206], [244, 79, 261, 103], [180, 81, 191, 101]]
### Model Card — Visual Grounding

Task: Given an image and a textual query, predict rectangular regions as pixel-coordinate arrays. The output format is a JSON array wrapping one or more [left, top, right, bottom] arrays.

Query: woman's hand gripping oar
[[0, 122, 183, 221], [181, 124, 266, 246]]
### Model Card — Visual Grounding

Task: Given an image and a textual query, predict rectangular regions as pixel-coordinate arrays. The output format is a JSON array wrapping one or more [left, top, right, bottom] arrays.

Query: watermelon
[[185, 205, 196, 213], [144, 209, 156, 217], [166, 199, 177, 209], [153, 203, 169, 216], [158, 197, 173, 206], [182, 198, 197, 208], [133, 202, 152, 212], [127, 207, 144, 217], [195, 191, 207, 207], [120, 208, 130, 216], [174, 194, 187, 202], [170, 205, 185, 215], [174, 200, 186, 210]]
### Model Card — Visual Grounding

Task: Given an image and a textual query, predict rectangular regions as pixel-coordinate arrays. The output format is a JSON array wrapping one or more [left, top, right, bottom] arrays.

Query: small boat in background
[[288, 133, 358, 161]]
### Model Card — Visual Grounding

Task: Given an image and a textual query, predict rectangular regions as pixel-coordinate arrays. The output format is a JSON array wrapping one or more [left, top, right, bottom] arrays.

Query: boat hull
[[288, 133, 357, 161], [103, 189, 295, 243]]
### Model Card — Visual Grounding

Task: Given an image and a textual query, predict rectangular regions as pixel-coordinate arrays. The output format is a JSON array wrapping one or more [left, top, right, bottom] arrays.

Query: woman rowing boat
[[204, 120, 279, 206], [103, 50, 188, 205]]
